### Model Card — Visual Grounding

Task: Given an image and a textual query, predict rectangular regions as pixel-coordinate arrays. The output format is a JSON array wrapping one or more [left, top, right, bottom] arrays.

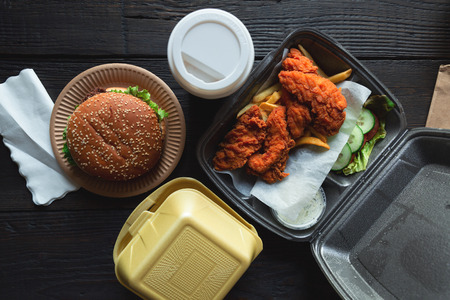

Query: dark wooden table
[[1, 1, 449, 299]]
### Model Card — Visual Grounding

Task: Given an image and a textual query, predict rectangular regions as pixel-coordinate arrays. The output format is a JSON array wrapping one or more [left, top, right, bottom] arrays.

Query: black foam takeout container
[[197, 29, 450, 299], [198, 28, 407, 241]]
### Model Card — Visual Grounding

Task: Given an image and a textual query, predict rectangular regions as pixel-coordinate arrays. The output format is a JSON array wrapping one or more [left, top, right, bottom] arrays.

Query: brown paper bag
[[426, 64, 450, 129]]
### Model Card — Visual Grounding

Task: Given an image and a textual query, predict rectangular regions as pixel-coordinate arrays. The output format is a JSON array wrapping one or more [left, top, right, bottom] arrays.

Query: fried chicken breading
[[278, 70, 347, 136], [213, 105, 267, 171], [259, 152, 290, 184], [280, 88, 312, 139], [282, 48, 319, 74], [247, 106, 295, 183]]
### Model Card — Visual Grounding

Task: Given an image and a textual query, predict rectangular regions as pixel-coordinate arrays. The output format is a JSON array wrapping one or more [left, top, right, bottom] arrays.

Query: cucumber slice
[[356, 108, 375, 134], [347, 125, 364, 153], [332, 143, 352, 171]]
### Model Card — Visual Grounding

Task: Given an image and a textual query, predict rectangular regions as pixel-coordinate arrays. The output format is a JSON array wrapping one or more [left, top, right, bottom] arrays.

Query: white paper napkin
[[0, 69, 80, 205]]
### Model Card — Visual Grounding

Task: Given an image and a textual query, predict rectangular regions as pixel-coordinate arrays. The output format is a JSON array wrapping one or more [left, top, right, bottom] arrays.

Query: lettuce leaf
[[62, 142, 76, 166], [363, 95, 395, 119], [109, 86, 169, 122], [62, 114, 76, 165], [342, 120, 386, 175]]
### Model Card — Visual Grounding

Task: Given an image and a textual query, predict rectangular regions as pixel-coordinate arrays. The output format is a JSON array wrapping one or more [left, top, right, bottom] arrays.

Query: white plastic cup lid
[[167, 8, 254, 99]]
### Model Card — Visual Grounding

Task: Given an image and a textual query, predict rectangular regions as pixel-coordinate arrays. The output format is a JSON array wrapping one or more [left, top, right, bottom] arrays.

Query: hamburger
[[63, 86, 167, 181]]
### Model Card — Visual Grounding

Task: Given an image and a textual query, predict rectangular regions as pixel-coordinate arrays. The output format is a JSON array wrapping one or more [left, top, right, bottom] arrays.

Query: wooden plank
[[0, 210, 339, 299], [363, 59, 443, 127], [0, 2, 446, 299], [0, 1, 125, 55], [0, 0, 449, 58], [0, 210, 144, 299]]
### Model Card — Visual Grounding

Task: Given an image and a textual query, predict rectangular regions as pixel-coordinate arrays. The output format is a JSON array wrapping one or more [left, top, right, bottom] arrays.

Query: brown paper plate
[[50, 63, 186, 197]]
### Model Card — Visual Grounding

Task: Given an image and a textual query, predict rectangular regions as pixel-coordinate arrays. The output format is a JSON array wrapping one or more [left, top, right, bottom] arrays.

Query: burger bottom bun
[[66, 92, 164, 181]]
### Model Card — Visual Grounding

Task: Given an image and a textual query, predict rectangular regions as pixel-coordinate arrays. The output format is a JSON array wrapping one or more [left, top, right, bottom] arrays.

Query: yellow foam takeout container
[[113, 177, 263, 299]]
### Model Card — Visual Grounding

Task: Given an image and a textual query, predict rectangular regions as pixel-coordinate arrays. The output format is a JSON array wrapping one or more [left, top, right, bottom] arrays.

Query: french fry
[[260, 110, 269, 122], [265, 90, 281, 104], [298, 44, 328, 78], [309, 127, 327, 143], [252, 83, 281, 103], [236, 103, 254, 118], [294, 136, 330, 150], [236, 89, 281, 119], [327, 68, 352, 84], [259, 102, 279, 112]]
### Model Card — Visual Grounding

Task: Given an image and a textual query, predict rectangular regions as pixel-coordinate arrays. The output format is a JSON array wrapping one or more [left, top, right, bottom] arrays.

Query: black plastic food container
[[197, 29, 450, 299]]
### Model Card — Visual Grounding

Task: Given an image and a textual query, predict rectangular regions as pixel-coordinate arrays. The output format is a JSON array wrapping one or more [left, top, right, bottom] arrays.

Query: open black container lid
[[197, 28, 450, 298], [314, 127, 450, 299]]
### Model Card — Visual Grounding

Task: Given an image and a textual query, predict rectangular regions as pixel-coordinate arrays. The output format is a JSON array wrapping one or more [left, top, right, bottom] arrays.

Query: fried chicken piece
[[213, 105, 266, 171], [259, 152, 290, 183], [282, 48, 318, 74], [247, 106, 295, 183], [280, 88, 311, 139], [278, 70, 347, 136]]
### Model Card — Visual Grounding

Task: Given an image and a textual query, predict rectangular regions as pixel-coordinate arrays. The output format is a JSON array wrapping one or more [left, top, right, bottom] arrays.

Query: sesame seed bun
[[66, 92, 164, 181]]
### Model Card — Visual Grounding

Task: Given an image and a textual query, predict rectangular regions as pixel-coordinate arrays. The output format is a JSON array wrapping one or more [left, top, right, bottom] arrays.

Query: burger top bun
[[66, 91, 163, 181]]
